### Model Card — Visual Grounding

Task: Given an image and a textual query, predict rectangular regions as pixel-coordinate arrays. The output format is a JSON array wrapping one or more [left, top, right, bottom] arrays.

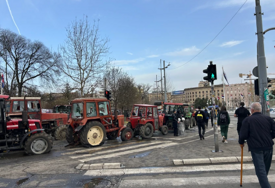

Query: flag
[[222, 67, 230, 86], [222, 95, 224, 99], [240, 94, 243, 97], [1, 74, 4, 88], [217, 97, 220, 100]]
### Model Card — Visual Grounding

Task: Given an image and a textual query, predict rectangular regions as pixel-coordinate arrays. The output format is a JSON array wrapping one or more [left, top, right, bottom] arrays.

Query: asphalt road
[[0, 114, 274, 188]]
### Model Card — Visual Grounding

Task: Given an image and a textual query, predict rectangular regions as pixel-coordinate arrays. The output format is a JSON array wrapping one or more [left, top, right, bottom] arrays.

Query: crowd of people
[[191, 102, 275, 188]]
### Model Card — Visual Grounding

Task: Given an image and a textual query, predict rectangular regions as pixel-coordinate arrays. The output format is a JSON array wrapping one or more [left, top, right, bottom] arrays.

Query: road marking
[[84, 163, 255, 176], [63, 140, 150, 155], [119, 174, 275, 187], [78, 142, 178, 163], [155, 129, 213, 141], [69, 141, 167, 159], [74, 135, 214, 163]]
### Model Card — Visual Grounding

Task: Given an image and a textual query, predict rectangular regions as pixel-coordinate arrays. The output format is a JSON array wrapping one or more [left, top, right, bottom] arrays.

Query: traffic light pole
[[211, 81, 219, 153], [255, 0, 269, 115]]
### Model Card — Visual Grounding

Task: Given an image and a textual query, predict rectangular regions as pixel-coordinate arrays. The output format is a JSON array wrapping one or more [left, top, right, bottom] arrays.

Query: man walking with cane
[[239, 102, 275, 188]]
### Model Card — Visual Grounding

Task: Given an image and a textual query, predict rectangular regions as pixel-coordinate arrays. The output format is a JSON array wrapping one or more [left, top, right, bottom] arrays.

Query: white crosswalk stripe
[[78, 142, 178, 162], [69, 141, 168, 159], [119, 174, 275, 187], [84, 163, 255, 176]]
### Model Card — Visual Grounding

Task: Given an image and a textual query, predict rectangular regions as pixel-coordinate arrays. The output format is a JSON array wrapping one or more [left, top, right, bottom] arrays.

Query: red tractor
[[0, 95, 53, 154], [5, 97, 68, 140], [126, 104, 168, 139], [66, 98, 133, 147]]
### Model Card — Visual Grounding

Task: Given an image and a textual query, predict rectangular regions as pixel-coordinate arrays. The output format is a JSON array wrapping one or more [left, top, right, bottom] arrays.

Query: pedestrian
[[210, 108, 214, 128], [239, 102, 275, 188], [172, 109, 179, 136], [204, 109, 209, 128], [234, 102, 250, 135], [217, 106, 230, 143], [195, 106, 206, 140]]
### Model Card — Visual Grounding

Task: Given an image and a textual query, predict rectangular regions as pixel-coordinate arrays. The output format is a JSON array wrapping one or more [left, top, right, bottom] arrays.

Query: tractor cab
[[66, 98, 133, 147], [53, 105, 71, 114], [127, 104, 168, 139]]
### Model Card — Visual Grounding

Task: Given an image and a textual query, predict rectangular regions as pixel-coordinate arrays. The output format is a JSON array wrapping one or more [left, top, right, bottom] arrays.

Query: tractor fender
[[117, 126, 126, 137], [20, 129, 45, 147], [75, 125, 84, 132]]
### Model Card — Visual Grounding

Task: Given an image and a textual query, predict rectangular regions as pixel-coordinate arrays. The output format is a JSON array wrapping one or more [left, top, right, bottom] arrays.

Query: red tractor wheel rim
[[125, 131, 132, 140]]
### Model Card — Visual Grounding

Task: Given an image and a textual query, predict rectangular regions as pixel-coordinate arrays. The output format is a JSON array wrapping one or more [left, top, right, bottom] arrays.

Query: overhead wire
[[168, 0, 248, 71]]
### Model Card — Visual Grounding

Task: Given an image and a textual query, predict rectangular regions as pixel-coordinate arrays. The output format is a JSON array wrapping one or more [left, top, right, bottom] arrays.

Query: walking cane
[[240, 145, 244, 187]]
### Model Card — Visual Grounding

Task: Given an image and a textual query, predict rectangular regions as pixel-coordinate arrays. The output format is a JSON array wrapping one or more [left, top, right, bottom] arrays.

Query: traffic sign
[[252, 66, 258, 77]]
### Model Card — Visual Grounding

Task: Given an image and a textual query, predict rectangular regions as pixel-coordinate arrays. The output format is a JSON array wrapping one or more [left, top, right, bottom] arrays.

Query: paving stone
[[183, 158, 211, 165], [173, 159, 183, 165], [103, 163, 121, 169], [210, 156, 238, 163]]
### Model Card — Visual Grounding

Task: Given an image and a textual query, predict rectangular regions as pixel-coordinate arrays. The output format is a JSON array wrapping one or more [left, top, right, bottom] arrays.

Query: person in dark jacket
[[172, 109, 179, 136], [217, 106, 230, 143], [239, 102, 275, 188], [204, 109, 209, 128], [195, 106, 206, 140], [234, 102, 250, 135]]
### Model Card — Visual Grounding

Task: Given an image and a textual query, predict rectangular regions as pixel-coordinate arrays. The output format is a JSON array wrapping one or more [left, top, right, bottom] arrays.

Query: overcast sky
[[0, 0, 274, 92]]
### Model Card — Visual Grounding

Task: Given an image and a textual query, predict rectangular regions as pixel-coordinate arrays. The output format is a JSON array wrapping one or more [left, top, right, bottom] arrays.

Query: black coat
[[239, 112, 275, 151]]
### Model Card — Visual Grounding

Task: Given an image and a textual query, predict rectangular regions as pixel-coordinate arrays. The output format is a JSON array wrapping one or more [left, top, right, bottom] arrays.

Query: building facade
[[223, 82, 255, 110]]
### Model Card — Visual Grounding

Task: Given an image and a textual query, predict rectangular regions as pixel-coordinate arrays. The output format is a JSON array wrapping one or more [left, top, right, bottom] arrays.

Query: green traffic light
[[211, 73, 215, 79]]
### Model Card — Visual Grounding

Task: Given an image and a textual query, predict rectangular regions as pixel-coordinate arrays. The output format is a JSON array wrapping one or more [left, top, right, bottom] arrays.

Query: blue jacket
[[239, 112, 275, 151]]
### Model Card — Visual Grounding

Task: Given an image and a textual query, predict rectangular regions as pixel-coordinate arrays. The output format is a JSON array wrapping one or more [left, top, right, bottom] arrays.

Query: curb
[[76, 163, 121, 170], [173, 155, 275, 166]]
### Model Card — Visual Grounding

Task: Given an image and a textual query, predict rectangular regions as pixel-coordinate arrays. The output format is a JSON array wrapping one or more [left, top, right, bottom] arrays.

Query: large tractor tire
[[121, 127, 133, 141], [185, 119, 191, 130], [160, 125, 168, 135], [107, 131, 118, 140], [139, 123, 154, 139], [66, 126, 75, 144], [24, 132, 53, 155], [80, 121, 106, 147], [54, 124, 67, 140], [167, 120, 173, 130]]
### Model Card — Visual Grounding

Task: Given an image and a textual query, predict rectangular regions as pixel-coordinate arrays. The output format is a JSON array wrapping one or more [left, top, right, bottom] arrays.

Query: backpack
[[196, 111, 204, 122], [220, 112, 227, 124]]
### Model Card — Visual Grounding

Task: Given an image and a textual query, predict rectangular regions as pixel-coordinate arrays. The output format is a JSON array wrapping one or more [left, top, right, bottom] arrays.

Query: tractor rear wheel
[[139, 123, 154, 139], [54, 124, 67, 140], [185, 119, 191, 130], [80, 121, 106, 147], [66, 126, 75, 144], [160, 125, 168, 135], [121, 127, 133, 141], [24, 132, 53, 155], [107, 131, 118, 140]]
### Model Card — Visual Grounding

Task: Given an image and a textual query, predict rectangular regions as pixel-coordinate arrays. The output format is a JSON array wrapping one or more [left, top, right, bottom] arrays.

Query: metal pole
[[160, 59, 163, 101], [155, 75, 159, 100], [1, 73, 3, 95], [163, 60, 167, 102], [211, 81, 219, 152], [255, 0, 269, 116]]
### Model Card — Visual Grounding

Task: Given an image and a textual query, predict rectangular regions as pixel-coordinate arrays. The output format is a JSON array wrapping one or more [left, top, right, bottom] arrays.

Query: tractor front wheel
[[139, 123, 154, 139], [24, 132, 53, 155], [54, 124, 67, 140], [185, 119, 191, 130], [160, 125, 168, 135], [66, 125, 75, 144], [80, 121, 106, 147], [107, 131, 118, 140], [121, 127, 133, 141]]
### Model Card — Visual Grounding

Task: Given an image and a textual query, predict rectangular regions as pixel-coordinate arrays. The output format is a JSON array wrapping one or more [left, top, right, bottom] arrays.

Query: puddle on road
[[129, 151, 151, 158], [84, 178, 104, 188], [16, 177, 29, 185]]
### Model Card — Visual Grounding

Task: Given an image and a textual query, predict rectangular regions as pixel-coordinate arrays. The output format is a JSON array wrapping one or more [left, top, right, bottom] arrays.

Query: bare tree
[[136, 83, 152, 104], [60, 16, 109, 96], [0, 29, 62, 97]]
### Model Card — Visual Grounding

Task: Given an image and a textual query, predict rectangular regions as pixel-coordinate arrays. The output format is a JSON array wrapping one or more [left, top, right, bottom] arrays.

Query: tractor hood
[[6, 119, 40, 130]]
